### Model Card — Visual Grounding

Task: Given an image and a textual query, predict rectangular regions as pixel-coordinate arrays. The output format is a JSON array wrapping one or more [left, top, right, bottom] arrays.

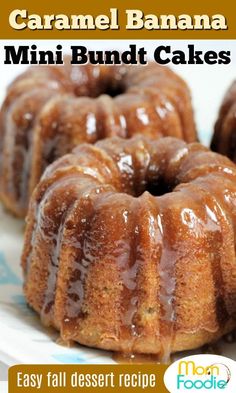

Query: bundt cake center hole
[[145, 179, 173, 196], [102, 83, 126, 97], [136, 178, 173, 197], [74, 82, 126, 98]]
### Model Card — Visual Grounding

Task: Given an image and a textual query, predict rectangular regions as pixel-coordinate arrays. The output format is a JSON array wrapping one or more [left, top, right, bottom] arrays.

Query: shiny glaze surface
[[22, 135, 236, 357], [211, 80, 236, 161], [0, 58, 196, 217]]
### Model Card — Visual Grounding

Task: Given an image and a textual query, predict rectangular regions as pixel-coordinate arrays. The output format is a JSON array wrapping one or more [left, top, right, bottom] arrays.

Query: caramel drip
[[118, 198, 141, 350], [25, 202, 44, 277], [41, 204, 75, 324], [126, 87, 183, 140], [191, 174, 236, 318], [63, 193, 97, 320], [135, 193, 162, 354], [204, 201, 229, 327], [96, 95, 127, 139], [60, 186, 115, 337], [41, 180, 105, 325], [25, 175, 77, 276], [2, 87, 61, 213], [108, 197, 139, 351], [126, 67, 192, 141], [25, 175, 98, 328], [143, 88, 183, 139], [24, 212, 37, 278], [60, 191, 135, 343], [178, 182, 229, 327], [157, 198, 176, 364], [18, 91, 57, 207], [56, 337, 76, 348]]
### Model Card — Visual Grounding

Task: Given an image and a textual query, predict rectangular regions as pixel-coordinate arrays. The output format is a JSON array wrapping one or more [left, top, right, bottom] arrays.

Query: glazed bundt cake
[[22, 135, 236, 358], [211, 81, 236, 161], [0, 59, 196, 217]]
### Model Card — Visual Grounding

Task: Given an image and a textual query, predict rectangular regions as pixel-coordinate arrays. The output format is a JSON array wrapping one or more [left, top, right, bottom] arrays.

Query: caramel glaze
[[0, 58, 197, 217], [211, 80, 236, 161], [21, 135, 236, 359]]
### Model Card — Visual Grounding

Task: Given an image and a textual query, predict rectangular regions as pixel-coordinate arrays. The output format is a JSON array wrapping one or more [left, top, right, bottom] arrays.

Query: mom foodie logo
[[164, 354, 236, 392]]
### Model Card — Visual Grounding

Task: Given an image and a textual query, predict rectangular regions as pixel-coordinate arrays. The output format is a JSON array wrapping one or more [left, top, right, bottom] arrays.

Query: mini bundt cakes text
[[0, 59, 196, 217], [22, 135, 236, 358], [211, 81, 236, 161]]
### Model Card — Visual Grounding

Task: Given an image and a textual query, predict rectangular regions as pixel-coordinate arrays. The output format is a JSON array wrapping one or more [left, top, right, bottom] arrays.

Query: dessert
[[0, 59, 196, 217], [22, 135, 236, 357]]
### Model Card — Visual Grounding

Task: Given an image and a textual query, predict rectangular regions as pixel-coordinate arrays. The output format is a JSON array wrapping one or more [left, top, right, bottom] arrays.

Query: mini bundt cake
[[211, 81, 236, 161], [21, 135, 236, 358], [0, 59, 196, 217]]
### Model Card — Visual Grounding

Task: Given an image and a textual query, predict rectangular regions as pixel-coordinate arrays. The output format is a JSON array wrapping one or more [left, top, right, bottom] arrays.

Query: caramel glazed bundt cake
[[22, 135, 236, 358], [211, 81, 236, 162], [0, 57, 196, 218]]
